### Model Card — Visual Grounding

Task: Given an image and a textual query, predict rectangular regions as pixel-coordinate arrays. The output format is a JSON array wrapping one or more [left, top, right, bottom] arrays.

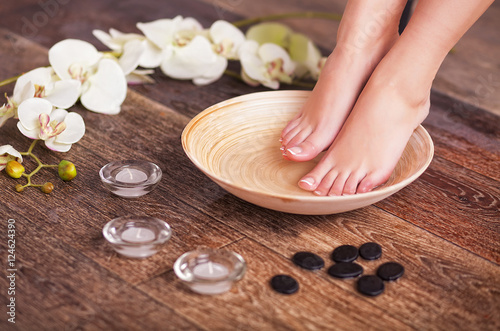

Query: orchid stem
[[18, 140, 58, 191], [232, 11, 342, 28], [0, 74, 22, 88]]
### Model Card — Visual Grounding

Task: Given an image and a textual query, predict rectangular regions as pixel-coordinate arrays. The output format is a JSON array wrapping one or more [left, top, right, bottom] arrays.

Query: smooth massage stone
[[359, 242, 382, 260], [292, 252, 325, 270], [331, 245, 359, 263], [377, 262, 405, 281], [327, 262, 364, 278], [357, 275, 385, 296], [270, 275, 299, 294]]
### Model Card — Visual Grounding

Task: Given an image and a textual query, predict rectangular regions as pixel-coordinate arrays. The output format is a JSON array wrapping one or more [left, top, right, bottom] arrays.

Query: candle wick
[[126, 168, 134, 180], [137, 228, 142, 239], [208, 261, 214, 275]]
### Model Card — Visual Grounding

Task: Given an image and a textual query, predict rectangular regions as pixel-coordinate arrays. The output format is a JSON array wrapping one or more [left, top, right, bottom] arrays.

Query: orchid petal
[[240, 55, 266, 82], [246, 22, 292, 48], [137, 16, 184, 49], [17, 98, 53, 130], [16, 122, 39, 140], [178, 17, 203, 31], [80, 59, 127, 114], [0, 145, 23, 163], [14, 67, 52, 97], [44, 79, 81, 108], [119, 39, 146, 75], [92, 29, 119, 51], [161, 36, 220, 80], [12, 81, 36, 106], [138, 40, 164, 68], [49, 39, 101, 80], [126, 70, 155, 85], [193, 56, 227, 85], [56, 112, 85, 144], [48, 108, 69, 123], [44, 138, 72, 152], [210, 20, 245, 45]]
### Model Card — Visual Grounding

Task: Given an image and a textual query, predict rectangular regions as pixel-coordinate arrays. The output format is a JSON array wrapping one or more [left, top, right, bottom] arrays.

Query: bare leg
[[299, 0, 494, 196], [280, 0, 407, 161]]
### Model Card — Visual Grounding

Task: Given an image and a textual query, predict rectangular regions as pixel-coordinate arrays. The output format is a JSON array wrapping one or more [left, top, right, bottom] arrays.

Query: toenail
[[280, 146, 285, 151], [299, 177, 315, 187], [287, 146, 303, 156], [313, 190, 323, 196]]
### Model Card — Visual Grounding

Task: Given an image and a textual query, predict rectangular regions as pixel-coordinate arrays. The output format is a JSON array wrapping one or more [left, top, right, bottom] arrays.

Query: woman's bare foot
[[298, 55, 430, 196], [280, 0, 406, 162]]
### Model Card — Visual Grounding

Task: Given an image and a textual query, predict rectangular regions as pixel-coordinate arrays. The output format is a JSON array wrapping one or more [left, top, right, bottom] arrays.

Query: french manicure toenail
[[300, 177, 315, 187], [313, 190, 322, 196], [287, 147, 302, 156]]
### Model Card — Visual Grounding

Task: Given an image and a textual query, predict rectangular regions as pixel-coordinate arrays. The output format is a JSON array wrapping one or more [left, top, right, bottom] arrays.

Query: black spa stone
[[270, 275, 299, 294], [357, 275, 385, 296], [359, 242, 382, 260], [377, 262, 405, 281], [292, 251, 325, 270], [327, 262, 364, 278], [331, 245, 359, 263]]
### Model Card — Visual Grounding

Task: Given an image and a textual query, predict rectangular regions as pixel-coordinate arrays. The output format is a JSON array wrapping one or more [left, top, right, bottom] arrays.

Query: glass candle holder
[[99, 160, 162, 198], [174, 247, 247, 295], [103, 216, 172, 258]]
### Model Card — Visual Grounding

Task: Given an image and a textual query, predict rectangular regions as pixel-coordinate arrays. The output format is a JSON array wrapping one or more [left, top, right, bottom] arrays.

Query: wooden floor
[[0, 1, 499, 330]]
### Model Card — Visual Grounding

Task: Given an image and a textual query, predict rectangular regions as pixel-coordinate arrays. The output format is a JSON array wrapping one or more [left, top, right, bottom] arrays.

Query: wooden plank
[[0, 209, 201, 331], [424, 91, 500, 181], [376, 155, 500, 263]]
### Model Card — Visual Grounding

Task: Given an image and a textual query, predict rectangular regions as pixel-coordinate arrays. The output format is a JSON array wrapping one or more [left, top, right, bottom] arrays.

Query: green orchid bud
[[41, 182, 54, 194], [6, 160, 24, 178], [58, 160, 77, 181]]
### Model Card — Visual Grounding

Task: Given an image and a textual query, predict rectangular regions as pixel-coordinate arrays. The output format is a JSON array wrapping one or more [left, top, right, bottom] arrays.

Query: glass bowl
[[173, 247, 247, 295], [102, 216, 172, 258], [99, 160, 162, 198]]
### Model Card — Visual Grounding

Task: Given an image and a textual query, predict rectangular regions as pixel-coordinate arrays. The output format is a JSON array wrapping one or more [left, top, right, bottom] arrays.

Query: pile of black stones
[[270, 243, 404, 296]]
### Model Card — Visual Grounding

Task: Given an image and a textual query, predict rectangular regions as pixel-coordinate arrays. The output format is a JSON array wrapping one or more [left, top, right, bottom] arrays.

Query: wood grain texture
[[0, 1, 499, 330]]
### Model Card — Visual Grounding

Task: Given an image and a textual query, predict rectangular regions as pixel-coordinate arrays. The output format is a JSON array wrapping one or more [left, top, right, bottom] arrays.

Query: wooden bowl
[[182, 90, 434, 215]]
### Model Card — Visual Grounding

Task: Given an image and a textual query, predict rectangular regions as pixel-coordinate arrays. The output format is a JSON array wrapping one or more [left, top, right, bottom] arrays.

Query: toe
[[286, 140, 319, 162], [357, 171, 391, 193], [328, 172, 350, 196], [343, 172, 365, 195], [312, 170, 338, 196]]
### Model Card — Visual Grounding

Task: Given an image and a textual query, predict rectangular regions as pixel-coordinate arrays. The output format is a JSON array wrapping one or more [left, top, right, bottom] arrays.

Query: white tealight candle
[[115, 167, 148, 184], [190, 261, 232, 295], [121, 227, 156, 243], [117, 227, 157, 258]]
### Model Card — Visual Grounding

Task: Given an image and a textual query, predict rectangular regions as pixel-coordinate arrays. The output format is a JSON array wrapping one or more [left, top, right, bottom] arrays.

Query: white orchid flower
[[48, 39, 127, 114], [239, 40, 295, 89], [160, 35, 227, 85], [246, 22, 324, 80], [17, 98, 85, 152], [0, 145, 23, 171], [138, 16, 226, 85], [209, 20, 246, 60], [137, 16, 203, 51], [14, 67, 81, 109], [92, 28, 163, 69]]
